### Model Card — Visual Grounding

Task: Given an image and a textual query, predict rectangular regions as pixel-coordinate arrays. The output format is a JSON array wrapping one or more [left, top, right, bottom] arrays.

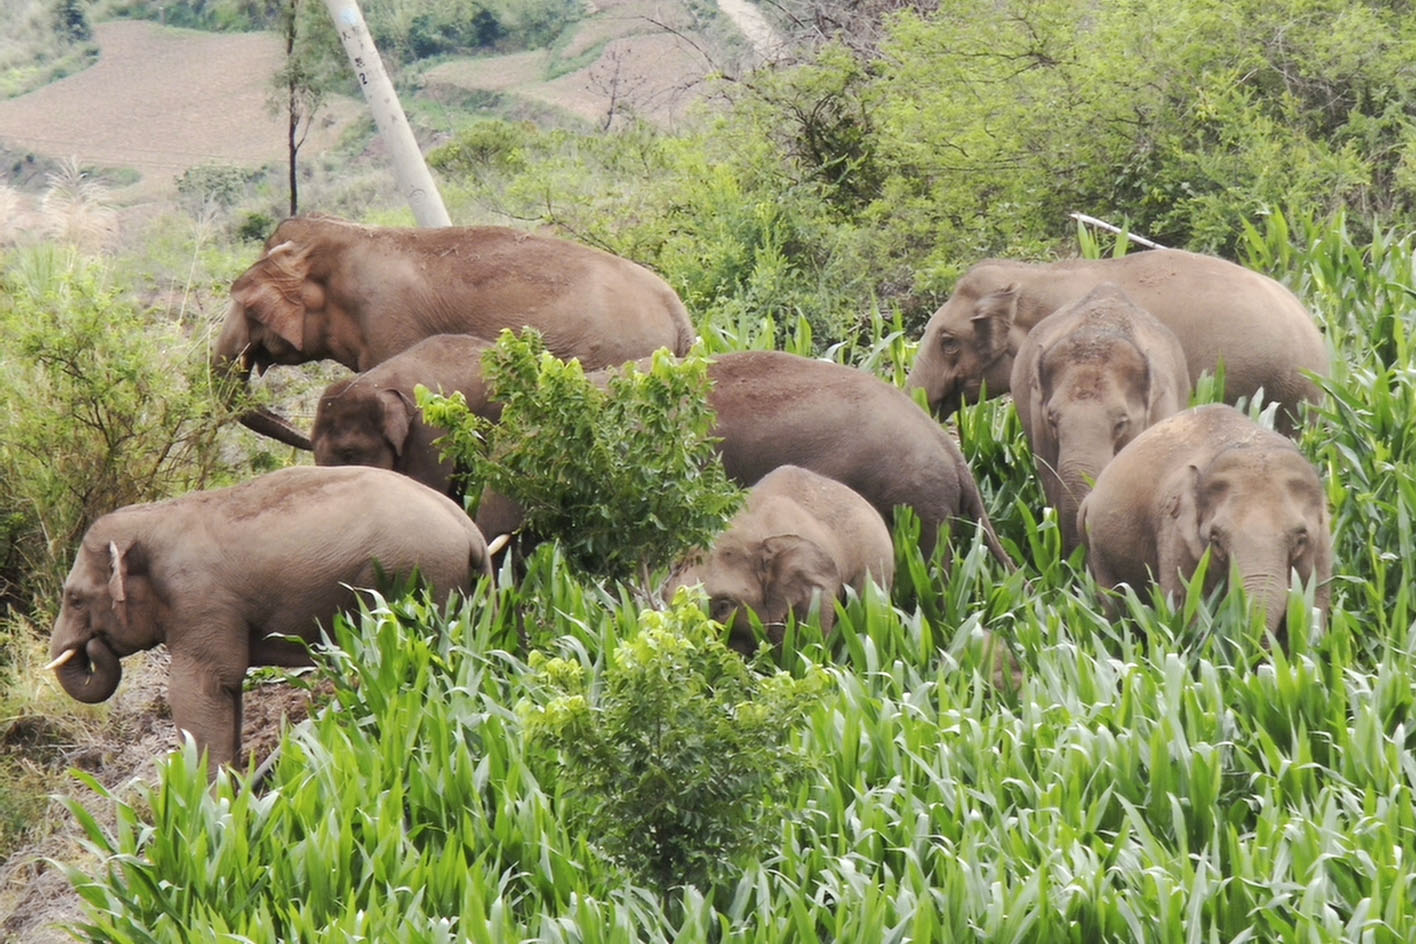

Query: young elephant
[[906, 248, 1328, 435], [666, 465, 895, 653], [46, 466, 494, 771], [310, 334, 523, 538], [1077, 404, 1332, 636], [1011, 284, 1191, 553]]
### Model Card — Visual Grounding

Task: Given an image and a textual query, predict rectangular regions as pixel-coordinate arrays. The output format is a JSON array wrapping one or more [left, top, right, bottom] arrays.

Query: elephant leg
[[168, 651, 244, 774]]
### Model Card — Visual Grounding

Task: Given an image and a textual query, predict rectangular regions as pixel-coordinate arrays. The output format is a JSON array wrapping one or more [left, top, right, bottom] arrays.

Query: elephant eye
[[1291, 526, 1310, 555], [709, 597, 737, 623], [1208, 530, 1228, 560], [939, 334, 960, 355], [1113, 416, 1130, 439]]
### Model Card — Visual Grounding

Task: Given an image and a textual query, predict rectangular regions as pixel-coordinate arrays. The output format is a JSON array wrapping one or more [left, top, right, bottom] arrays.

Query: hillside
[[0, 2, 756, 208]]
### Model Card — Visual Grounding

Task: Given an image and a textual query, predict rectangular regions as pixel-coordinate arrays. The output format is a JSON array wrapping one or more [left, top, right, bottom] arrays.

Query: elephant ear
[[971, 283, 1020, 361], [230, 240, 310, 352], [1159, 464, 1205, 589], [759, 534, 840, 619], [377, 387, 416, 457]]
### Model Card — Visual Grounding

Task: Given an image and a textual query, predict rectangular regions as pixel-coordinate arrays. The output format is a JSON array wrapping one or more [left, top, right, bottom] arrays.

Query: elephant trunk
[[1054, 454, 1106, 554], [53, 636, 123, 703], [1233, 552, 1290, 635], [211, 320, 313, 451]]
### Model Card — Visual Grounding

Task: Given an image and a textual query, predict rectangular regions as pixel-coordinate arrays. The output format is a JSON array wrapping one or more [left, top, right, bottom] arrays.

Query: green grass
[[22, 213, 1416, 942]]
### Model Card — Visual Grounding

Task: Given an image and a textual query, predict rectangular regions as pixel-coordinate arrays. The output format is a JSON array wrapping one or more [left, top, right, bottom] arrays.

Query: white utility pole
[[322, 0, 451, 226]]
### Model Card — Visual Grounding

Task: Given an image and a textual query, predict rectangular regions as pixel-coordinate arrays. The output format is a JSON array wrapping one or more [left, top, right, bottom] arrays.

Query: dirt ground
[[0, 653, 323, 943]]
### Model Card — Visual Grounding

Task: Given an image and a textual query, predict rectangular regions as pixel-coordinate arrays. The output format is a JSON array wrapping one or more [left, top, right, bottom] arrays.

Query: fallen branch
[[1069, 212, 1168, 250]]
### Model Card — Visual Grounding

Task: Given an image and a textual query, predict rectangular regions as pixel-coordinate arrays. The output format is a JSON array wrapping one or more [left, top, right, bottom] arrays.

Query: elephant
[[1011, 283, 1191, 553], [309, 347, 1012, 568], [46, 465, 494, 772], [309, 333, 523, 540], [906, 248, 1329, 435], [1076, 404, 1332, 637], [620, 350, 1011, 565], [214, 215, 696, 448], [666, 465, 895, 653]]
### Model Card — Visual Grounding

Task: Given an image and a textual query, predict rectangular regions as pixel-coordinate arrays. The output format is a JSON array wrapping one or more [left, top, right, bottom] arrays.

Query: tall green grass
[[55, 219, 1416, 942]]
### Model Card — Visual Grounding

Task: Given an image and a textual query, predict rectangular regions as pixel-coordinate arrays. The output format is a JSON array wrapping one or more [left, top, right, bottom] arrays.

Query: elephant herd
[[45, 216, 1335, 770]]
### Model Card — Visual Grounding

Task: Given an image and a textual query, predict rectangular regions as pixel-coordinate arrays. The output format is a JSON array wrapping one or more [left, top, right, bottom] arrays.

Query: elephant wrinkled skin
[[907, 249, 1328, 434], [47, 466, 494, 771], [666, 465, 895, 653], [1077, 404, 1332, 637], [214, 216, 694, 447], [1011, 283, 1191, 553]]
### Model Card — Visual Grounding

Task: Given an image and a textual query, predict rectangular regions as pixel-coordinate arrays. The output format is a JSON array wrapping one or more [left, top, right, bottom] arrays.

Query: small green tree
[[418, 330, 744, 588], [0, 247, 245, 618], [520, 590, 828, 893]]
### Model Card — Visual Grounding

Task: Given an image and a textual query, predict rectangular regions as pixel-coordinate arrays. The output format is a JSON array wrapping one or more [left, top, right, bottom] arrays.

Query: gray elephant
[[1077, 404, 1332, 636], [46, 466, 494, 771], [215, 216, 695, 448], [707, 351, 1010, 566], [309, 333, 523, 540], [312, 347, 1011, 567], [666, 465, 895, 653], [906, 248, 1328, 435], [1011, 283, 1191, 553]]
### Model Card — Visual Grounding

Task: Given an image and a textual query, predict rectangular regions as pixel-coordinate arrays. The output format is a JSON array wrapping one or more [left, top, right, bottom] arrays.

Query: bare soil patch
[[0, 20, 355, 203]]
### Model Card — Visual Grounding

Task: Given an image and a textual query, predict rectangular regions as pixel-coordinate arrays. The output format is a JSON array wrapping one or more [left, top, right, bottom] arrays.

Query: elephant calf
[[47, 466, 495, 772], [310, 333, 523, 539], [666, 465, 895, 654], [1011, 283, 1191, 553], [1077, 404, 1332, 637]]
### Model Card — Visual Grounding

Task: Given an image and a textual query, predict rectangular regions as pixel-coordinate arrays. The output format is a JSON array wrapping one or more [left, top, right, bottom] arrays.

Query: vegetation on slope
[[2, 0, 1416, 939]]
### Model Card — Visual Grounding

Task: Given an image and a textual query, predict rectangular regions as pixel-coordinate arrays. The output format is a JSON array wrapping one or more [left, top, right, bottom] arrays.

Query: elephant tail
[[957, 468, 1016, 572]]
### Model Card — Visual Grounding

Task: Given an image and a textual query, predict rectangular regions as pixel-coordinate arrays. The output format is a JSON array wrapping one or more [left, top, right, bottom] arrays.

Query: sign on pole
[[322, 0, 451, 226]]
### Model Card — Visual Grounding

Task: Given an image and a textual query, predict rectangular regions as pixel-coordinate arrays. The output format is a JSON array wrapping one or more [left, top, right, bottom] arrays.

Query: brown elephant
[[214, 216, 695, 448], [703, 351, 1012, 565], [666, 465, 895, 653], [46, 466, 494, 771], [1077, 404, 1332, 636], [1011, 283, 1191, 553], [310, 347, 1011, 567], [906, 248, 1328, 435], [309, 333, 523, 539]]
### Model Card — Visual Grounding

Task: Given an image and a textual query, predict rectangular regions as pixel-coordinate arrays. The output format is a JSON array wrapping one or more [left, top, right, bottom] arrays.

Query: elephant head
[[671, 533, 842, 654], [312, 378, 416, 472], [907, 273, 1025, 417], [1161, 444, 1331, 635], [1029, 331, 1153, 550], [211, 237, 331, 449], [48, 536, 163, 704]]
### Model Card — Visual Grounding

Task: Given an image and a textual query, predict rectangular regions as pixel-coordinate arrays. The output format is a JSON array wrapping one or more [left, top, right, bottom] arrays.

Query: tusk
[[44, 648, 79, 671], [486, 533, 511, 556]]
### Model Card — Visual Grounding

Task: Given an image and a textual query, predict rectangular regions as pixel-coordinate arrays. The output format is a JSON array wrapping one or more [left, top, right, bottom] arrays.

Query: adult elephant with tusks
[[906, 248, 1329, 436], [213, 216, 696, 448], [46, 466, 496, 773]]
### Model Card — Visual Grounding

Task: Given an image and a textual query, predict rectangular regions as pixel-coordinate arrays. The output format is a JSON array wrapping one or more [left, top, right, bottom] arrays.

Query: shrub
[[0, 247, 244, 619], [418, 330, 743, 588], [521, 590, 828, 892]]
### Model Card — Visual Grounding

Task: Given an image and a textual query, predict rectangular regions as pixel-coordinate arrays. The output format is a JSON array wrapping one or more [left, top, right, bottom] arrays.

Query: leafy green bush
[[0, 247, 243, 618], [522, 591, 827, 892], [418, 330, 743, 586]]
